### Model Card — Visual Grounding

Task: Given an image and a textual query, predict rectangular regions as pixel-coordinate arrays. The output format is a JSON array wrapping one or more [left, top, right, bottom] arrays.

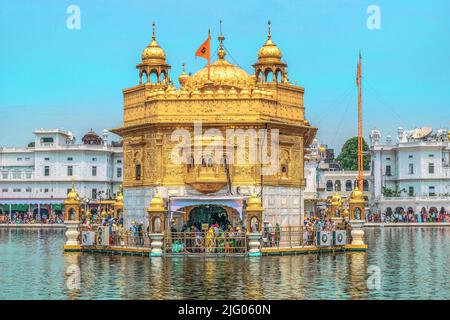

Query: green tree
[[336, 137, 370, 170]]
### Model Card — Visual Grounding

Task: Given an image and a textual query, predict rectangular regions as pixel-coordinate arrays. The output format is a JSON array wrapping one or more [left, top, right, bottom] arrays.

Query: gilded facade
[[112, 21, 317, 229]]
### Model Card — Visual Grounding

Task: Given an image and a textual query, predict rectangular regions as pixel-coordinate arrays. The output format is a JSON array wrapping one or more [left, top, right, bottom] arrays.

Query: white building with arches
[[369, 127, 450, 216], [0, 129, 123, 219]]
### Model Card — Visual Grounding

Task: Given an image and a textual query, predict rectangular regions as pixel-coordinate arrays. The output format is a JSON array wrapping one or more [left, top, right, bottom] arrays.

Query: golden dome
[[147, 190, 166, 212], [331, 192, 342, 206], [190, 59, 252, 87], [257, 21, 283, 62], [65, 180, 80, 203], [189, 32, 253, 88], [331, 193, 341, 205], [141, 22, 166, 63], [258, 39, 282, 61], [350, 186, 365, 202], [247, 192, 263, 212], [318, 145, 326, 153]]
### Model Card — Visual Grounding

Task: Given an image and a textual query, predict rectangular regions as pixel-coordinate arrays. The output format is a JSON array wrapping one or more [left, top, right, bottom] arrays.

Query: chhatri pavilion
[[112, 21, 317, 232]]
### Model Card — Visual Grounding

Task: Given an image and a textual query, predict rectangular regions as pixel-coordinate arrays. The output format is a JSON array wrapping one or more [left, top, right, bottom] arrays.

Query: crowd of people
[[170, 224, 247, 253], [366, 210, 449, 223], [0, 213, 64, 224]]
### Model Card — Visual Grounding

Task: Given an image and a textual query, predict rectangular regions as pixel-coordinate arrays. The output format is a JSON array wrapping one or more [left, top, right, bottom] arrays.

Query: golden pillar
[[64, 183, 81, 221], [64, 181, 82, 251], [147, 190, 167, 257], [349, 186, 365, 221], [349, 186, 366, 246], [329, 193, 342, 222], [246, 192, 263, 257], [113, 186, 124, 220], [245, 193, 263, 233]]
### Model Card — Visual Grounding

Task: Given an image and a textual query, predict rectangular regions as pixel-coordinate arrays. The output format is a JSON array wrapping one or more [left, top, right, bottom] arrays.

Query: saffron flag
[[356, 52, 362, 87], [195, 32, 211, 61]]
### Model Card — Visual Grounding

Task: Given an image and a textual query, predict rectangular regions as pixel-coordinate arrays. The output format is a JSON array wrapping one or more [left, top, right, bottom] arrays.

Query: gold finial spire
[[152, 21, 156, 40], [71, 176, 75, 191], [268, 19, 271, 39], [217, 21, 226, 60], [182, 63, 186, 74]]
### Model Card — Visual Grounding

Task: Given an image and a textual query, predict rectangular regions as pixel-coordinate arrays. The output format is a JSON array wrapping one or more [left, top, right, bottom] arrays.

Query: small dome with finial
[[65, 179, 80, 204], [349, 186, 365, 202], [331, 193, 342, 205], [178, 63, 190, 87], [147, 189, 166, 212], [141, 21, 167, 63], [246, 191, 263, 212], [257, 20, 283, 62]]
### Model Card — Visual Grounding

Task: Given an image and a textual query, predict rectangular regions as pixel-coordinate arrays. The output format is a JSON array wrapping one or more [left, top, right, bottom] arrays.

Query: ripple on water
[[0, 227, 449, 299]]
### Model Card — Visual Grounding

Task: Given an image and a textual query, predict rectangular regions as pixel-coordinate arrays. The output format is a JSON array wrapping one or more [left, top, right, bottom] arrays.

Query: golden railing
[[166, 231, 247, 254]]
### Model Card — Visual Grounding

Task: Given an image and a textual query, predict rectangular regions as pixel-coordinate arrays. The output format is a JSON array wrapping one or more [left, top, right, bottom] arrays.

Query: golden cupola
[[349, 186, 365, 203], [137, 21, 171, 85], [253, 20, 288, 83], [147, 190, 166, 212], [187, 32, 254, 89], [178, 63, 190, 88], [65, 180, 80, 205]]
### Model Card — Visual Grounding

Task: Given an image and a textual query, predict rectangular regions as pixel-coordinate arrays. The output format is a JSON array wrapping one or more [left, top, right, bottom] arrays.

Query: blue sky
[[1, 0, 449, 152]]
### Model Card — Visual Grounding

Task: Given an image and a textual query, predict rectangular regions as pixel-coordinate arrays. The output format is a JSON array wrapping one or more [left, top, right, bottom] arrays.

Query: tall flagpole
[[207, 29, 211, 81], [357, 52, 364, 191]]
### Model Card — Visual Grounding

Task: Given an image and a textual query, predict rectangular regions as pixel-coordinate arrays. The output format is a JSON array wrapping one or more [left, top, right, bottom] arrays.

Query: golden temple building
[[112, 21, 317, 231]]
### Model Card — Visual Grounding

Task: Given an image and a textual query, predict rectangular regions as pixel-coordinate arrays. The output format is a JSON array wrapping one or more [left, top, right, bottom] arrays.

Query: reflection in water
[[348, 252, 368, 300], [0, 227, 449, 299]]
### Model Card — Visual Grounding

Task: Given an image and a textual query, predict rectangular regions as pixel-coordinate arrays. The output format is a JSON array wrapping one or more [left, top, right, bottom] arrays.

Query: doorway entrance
[[188, 205, 230, 230]]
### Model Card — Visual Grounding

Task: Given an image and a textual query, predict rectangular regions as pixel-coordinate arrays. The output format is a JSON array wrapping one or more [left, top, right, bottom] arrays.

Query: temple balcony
[[185, 163, 228, 194]]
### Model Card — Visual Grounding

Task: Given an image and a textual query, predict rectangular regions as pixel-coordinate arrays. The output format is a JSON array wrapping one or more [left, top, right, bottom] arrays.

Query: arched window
[[275, 69, 282, 83], [281, 164, 288, 176], [187, 156, 194, 171], [395, 207, 404, 214], [256, 70, 263, 82], [326, 180, 333, 191], [265, 69, 274, 82], [386, 207, 393, 217], [201, 157, 207, 167], [135, 163, 141, 180], [153, 217, 161, 233], [149, 70, 158, 83], [208, 158, 214, 167], [363, 180, 369, 191], [354, 208, 362, 220], [335, 180, 341, 192], [69, 208, 75, 220], [250, 216, 259, 232], [141, 71, 148, 83], [345, 180, 352, 191]]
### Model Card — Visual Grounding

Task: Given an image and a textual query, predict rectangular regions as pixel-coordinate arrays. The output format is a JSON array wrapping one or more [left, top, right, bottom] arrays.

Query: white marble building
[[369, 127, 450, 214], [0, 129, 123, 218], [304, 139, 373, 216]]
